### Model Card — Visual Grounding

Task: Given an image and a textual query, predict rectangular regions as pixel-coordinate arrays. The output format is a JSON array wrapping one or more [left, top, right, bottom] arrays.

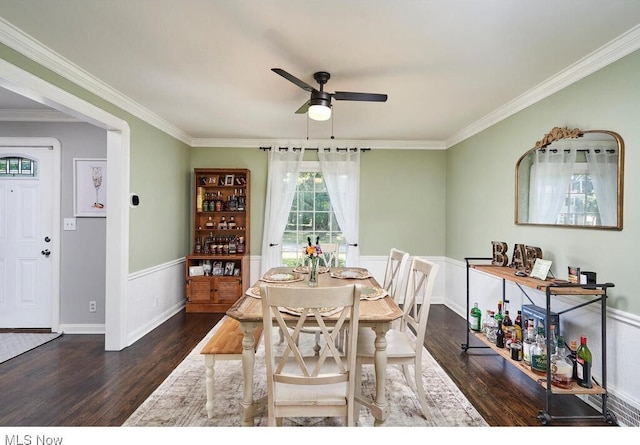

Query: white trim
[[0, 109, 78, 122], [0, 58, 131, 351]]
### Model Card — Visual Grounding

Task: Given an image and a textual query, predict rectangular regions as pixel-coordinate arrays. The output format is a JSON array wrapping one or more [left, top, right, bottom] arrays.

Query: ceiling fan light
[[308, 104, 331, 121], [308, 96, 332, 121]]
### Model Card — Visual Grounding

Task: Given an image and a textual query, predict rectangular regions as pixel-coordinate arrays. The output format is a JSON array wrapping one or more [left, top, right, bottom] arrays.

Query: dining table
[[225, 266, 403, 426]]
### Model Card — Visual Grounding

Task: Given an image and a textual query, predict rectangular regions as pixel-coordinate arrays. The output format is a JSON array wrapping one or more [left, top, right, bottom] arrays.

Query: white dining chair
[[354, 257, 439, 422], [382, 248, 410, 303], [260, 283, 362, 426], [319, 242, 339, 268]]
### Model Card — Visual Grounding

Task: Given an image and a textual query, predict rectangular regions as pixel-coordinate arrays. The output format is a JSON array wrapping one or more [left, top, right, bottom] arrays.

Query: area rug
[[0, 332, 62, 364], [123, 317, 488, 427]]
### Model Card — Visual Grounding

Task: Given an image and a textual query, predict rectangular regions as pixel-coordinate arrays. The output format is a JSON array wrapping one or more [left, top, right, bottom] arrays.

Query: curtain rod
[[259, 147, 370, 152], [540, 149, 616, 154]]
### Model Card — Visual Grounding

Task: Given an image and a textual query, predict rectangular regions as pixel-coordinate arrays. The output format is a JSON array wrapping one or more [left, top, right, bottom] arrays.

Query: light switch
[[64, 218, 77, 231]]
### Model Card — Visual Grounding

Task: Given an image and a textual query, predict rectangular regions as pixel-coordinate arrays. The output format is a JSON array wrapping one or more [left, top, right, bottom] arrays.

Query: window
[[281, 166, 344, 267], [557, 165, 601, 226], [0, 156, 37, 178]]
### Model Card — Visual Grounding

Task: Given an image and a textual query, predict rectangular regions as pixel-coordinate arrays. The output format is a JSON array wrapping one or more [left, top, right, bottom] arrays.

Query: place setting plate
[[245, 284, 298, 299], [260, 271, 304, 283], [279, 306, 342, 317], [359, 287, 388, 301], [292, 265, 330, 274], [330, 268, 371, 280]]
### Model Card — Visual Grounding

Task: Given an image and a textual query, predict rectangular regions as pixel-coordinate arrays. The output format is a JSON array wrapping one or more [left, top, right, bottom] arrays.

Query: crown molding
[[189, 138, 446, 150], [1, 17, 638, 150], [446, 24, 640, 148]]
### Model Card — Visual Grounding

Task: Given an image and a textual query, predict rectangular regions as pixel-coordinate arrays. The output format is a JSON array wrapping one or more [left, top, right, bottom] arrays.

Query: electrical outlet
[[89, 301, 97, 312], [64, 218, 77, 231]]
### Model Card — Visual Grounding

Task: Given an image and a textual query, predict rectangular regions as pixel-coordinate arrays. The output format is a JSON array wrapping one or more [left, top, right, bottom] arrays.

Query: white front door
[[0, 145, 58, 328]]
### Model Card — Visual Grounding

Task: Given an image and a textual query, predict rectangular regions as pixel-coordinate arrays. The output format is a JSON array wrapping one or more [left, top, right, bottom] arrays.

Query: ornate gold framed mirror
[[515, 126, 624, 230]]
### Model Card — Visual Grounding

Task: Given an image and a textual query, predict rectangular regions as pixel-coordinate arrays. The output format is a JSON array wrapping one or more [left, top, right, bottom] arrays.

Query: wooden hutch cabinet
[[185, 168, 250, 313]]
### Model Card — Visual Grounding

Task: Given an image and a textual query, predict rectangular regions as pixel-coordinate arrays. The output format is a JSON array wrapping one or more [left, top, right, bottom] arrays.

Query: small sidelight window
[[0, 156, 37, 178]]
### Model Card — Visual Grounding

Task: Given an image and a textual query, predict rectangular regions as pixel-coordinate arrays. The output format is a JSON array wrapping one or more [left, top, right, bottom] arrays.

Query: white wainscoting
[[125, 258, 187, 346], [445, 257, 640, 426]]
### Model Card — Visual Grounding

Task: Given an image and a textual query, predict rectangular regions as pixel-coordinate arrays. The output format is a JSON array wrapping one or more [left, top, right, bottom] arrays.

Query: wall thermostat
[[130, 193, 140, 207]]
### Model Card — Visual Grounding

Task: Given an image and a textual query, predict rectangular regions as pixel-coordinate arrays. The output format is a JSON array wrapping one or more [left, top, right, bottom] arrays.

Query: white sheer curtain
[[318, 148, 361, 266], [586, 148, 618, 226], [528, 147, 577, 224], [260, 147, 304, 275]]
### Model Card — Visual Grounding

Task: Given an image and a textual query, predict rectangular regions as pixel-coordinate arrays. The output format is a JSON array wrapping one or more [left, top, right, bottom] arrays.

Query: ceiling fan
[[271, 68, 388, 121]]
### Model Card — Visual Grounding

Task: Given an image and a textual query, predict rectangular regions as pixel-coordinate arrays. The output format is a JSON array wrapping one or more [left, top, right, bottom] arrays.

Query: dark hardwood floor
[[0, 305, 611, 426]]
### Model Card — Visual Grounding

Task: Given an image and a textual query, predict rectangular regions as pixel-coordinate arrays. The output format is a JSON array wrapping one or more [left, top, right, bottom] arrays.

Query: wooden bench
[[200, 317, 263, 418]]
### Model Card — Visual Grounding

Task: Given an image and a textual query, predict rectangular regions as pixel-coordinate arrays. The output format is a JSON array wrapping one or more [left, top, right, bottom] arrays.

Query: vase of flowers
[[305, 236, 322, 286]]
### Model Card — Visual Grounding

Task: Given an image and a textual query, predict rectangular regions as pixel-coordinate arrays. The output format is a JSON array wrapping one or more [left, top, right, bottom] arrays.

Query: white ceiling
[[1, 1, 640, 147]]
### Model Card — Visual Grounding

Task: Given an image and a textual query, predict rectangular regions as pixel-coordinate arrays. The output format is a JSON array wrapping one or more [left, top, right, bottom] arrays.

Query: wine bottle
[[496, 320, 505, 348], [576, 336, 593, 388], [470, 302, 482, 332]]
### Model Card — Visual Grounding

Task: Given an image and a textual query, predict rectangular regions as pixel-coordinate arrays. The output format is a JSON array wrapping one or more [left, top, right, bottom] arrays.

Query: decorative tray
[[293, 265, 330, 274], [260, 271, 304, 283], [330, 268, 371, 280]]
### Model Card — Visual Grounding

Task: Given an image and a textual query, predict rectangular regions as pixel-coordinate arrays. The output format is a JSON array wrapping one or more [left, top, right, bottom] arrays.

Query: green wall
[[446, 49, 640, 315], [0, 43, 192, 273], [189, 147, 447, 257]]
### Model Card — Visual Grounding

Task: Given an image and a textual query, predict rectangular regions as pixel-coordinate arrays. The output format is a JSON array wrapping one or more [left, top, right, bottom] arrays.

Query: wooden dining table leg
[[369, 323, 390, 426], [239, 321, 259, 426]]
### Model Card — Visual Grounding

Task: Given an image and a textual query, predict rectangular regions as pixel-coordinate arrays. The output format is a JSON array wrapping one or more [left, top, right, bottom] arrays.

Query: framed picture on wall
[[225, 174, 234, 186], [73, 158, 107, 217]]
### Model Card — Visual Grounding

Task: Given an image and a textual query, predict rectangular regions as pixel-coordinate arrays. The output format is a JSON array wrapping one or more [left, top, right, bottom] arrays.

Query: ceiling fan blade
[[333, 91, 388, 102], [272, 68, 317, 93], [295, 100, 310, 114]]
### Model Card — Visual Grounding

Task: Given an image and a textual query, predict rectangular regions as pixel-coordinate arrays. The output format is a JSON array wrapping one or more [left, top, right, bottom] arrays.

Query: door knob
[[44, 236, 51, 242], [41, 249, 51, 257]]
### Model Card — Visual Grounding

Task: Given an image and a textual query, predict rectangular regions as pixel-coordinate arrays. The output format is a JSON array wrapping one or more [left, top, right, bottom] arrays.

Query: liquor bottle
[[576, 336, 593, 388], [470, 302, 482, 332], [194, 236, 202, 254], [503, 310, 513, 328], [551, 336, 574, 389], [481, 309, 492, 335], [218, 216, 227, 230], [514, 310, 523, 330], [215, 192, 223, 211], [227, 215, 236, 230], [203, 192, 210, 212], [205, 216, 214, 228], [495, 320, 505, 348], [494, 301, 504, 324], [485, 311, 497, 343], [530, 325, 547, 375], [522, 321, 535, 366], [568, 339, 578, 380]]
